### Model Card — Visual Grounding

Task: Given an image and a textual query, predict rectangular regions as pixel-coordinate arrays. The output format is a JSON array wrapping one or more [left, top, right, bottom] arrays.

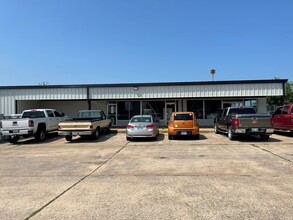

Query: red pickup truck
[[271, 104, 293, 133]]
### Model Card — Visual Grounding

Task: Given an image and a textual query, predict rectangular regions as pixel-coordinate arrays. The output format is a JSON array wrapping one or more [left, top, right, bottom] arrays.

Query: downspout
[[15, 100, 18, 114], [87, 87, 92, 110], [281, 81, 286, 105]]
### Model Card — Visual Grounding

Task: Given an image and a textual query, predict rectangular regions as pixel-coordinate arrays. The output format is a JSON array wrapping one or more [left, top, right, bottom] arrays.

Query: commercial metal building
[[0, 79, 287, 127]]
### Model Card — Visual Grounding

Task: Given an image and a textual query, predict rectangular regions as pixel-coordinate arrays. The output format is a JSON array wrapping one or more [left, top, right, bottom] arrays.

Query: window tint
[[174, 114, 193, 120], [46, 110, 54, 118], [130, 117, 152, 123], [282, 106, 289, 115], [274, 107, 283, 115], [22, 111, 45, 118], [54, 111, 62, 117], [228, 108, 256, 115], [78, 111, 102, 118]]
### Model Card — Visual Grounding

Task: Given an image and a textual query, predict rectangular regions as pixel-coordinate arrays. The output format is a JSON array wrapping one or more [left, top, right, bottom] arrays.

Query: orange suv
[[168, 112, 199, 140]]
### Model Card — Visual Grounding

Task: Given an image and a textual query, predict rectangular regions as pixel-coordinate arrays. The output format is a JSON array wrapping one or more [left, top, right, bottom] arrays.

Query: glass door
[[165, 102, 176, 121], [107, 104, 117, 126]]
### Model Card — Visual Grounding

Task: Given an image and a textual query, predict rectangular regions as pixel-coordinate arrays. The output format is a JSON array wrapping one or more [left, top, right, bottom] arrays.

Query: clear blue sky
[[0, 0, 292, 86]]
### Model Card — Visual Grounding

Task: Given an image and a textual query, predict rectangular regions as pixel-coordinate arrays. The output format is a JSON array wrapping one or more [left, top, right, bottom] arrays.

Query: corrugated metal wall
[[14, 88, 87, 100], [90, 83, 284, 99], [0, 82, 284, 116]]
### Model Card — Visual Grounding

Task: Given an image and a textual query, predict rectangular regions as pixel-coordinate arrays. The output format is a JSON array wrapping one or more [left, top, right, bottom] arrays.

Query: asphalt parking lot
[[1, 130, 293, 220]]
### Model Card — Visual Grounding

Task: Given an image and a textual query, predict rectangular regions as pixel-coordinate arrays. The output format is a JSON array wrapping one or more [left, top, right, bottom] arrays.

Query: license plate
[[181, 131, 187, 135], [135, 126, 145, 130], [12, 130, 19, 133], [251, 128, 258, 132]]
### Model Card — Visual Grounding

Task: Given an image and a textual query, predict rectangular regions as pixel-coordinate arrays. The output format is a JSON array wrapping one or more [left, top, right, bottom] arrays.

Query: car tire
[[228, 126, 235, 140], [92, 128, 99, 140], [105, 124, 111, 133], [8, 136, 19, 144], [214, 123, 219, 134], [126, 137, 131, 141], [168, 134, 173, 140], [35, 129, 46, 142], [65, 135, 72, 141], [260, 134, 269, 141]]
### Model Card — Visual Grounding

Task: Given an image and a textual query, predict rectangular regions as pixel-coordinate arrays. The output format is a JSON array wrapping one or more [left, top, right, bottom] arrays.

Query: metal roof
[[0, 79, 288, 89]]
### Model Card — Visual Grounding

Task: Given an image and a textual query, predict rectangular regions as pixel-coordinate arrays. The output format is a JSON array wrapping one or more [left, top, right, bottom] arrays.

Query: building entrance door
[[107, 104, 117, 126], [165, 102, 176, 121]]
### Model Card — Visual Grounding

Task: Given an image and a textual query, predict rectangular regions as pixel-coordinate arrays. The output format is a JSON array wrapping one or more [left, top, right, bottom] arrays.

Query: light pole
[[210, 69, 216, 81]]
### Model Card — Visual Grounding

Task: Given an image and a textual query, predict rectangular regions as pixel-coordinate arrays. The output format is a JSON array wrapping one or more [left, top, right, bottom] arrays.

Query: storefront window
[[187, 100, 204, 119], [117, 101, 140, 120], [142, 101, 164, 119], [244, 99, 257, 109], [205, 100, 221, 119]]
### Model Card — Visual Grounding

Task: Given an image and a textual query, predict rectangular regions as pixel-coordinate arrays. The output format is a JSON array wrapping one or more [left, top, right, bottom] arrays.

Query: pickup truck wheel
[[35, 129, 46, 142], [228, 127, 235, 140], [105, 123, 111, 133], [92, 128, 99, 140], [8, 136, 19, 144], [260, 134, 269, 141], [65, 135, 73, 141], [214, 123, 219, 134]]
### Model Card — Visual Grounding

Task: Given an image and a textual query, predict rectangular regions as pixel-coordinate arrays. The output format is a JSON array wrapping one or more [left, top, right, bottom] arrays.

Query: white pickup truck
[[58, 110, 111, 141], [0, 109, 68, 143]]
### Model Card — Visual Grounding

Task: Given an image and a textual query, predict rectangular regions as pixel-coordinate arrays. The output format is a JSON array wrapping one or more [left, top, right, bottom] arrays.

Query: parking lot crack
[[250, 144, 293, 164], [24, 143, 128, 220]]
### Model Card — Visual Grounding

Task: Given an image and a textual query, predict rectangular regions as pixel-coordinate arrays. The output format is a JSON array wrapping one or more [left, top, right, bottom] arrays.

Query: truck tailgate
[[1, 118, 30, 130], [59, 121, 92, 130], [237, 114, 271, 128]]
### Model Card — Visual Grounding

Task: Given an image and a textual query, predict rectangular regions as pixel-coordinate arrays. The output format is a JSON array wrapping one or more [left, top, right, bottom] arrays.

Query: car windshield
[[174, 114, 193, 120], [131, 117, 152, 123]]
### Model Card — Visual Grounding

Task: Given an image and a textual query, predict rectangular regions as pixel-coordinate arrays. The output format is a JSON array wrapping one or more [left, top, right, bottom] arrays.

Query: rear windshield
[[228, 108, 256, 115], [78, 111, 102, 118], [174, 114, 193, 120], [22, 111, 46, 118], [131, 117, 152, 123]]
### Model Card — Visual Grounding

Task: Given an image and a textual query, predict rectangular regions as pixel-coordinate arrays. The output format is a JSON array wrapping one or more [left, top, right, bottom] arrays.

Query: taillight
[[127, 124, 134, 129], [89, 125, 93, 129], [146, 124, 155, 129], [28, 120, 34, 127], [233, 118, 239, 127]]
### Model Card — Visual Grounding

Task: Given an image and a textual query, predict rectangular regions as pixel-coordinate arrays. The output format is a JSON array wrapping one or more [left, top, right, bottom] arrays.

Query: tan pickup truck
[[58, 110, 111, 141]]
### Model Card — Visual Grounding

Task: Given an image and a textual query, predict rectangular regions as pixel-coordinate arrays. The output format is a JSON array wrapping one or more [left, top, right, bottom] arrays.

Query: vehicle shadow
[[127, 134, 165, 142], [65, 131, 118, 143], [273, 131, 293, 137], [7, 132, 63, 145], [218, 133, 282, 142], [170, 134, 207, 141]]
